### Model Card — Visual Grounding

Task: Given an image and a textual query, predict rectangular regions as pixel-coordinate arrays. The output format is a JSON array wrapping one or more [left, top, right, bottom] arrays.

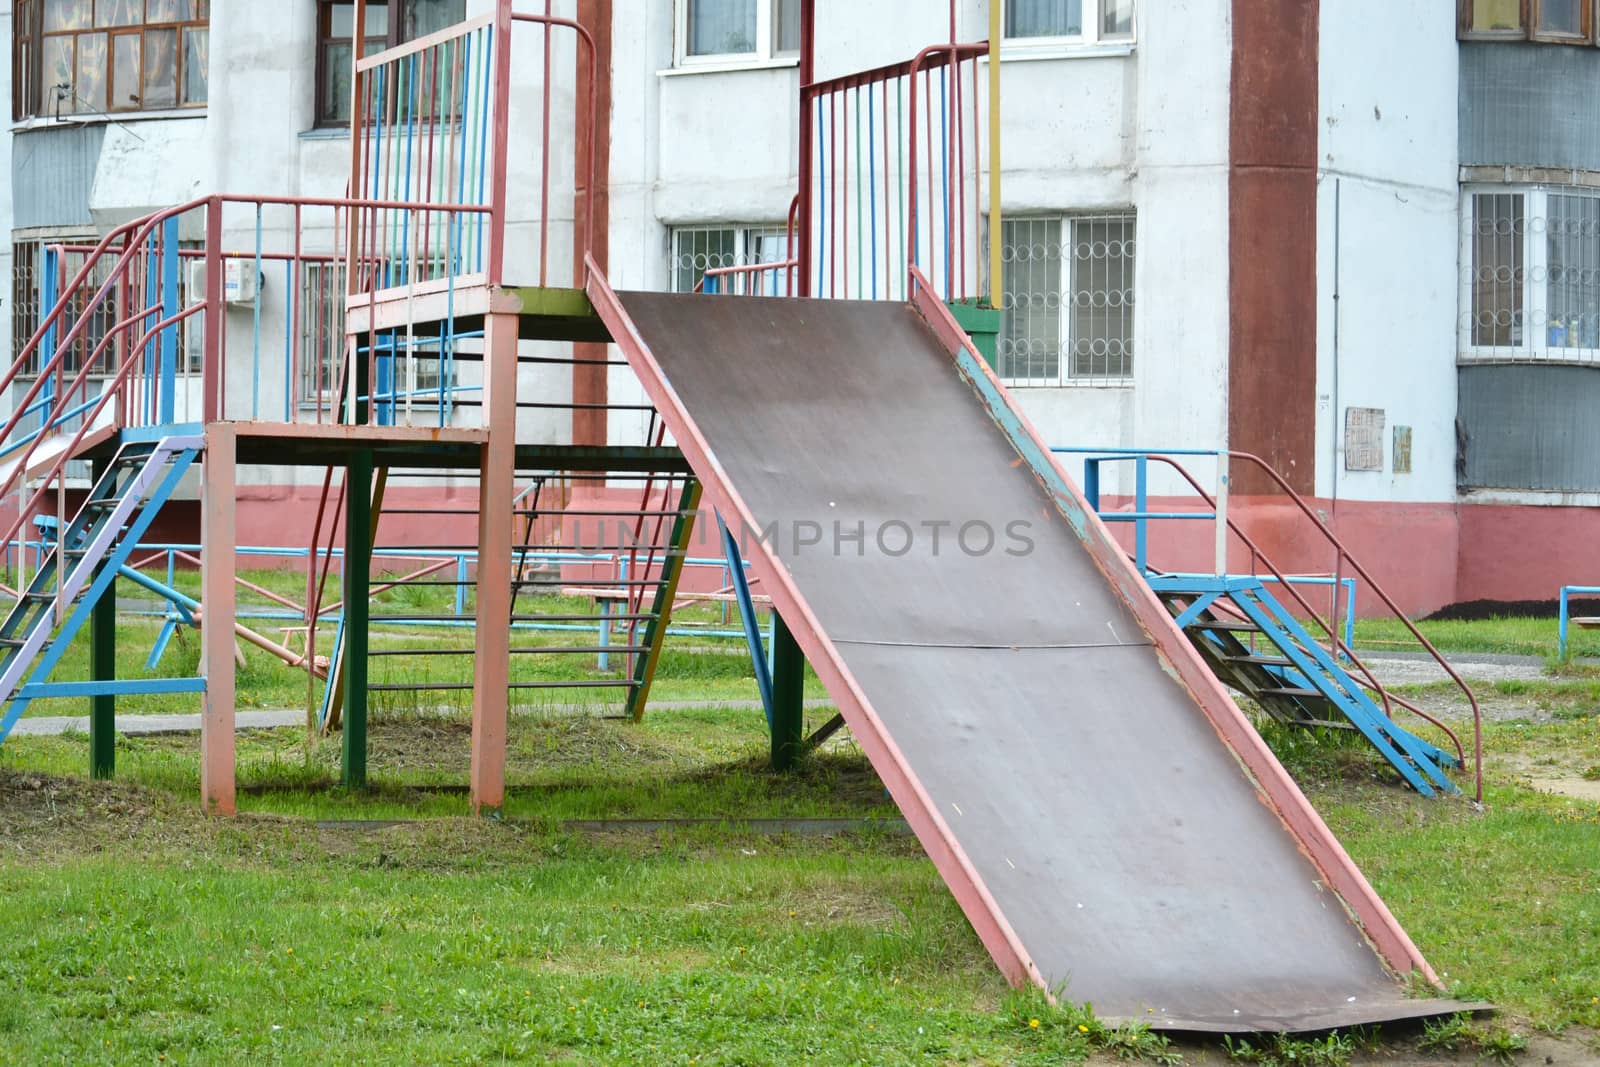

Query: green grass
[[1353, 614, 1600, 660], [5, 616, 1600, 1060], [15, 569, 822, 720], [0, 737, 1178, 1065]]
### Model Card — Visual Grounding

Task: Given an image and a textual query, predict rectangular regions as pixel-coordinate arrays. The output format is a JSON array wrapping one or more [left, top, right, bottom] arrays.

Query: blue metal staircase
[[0, 435, 202, 744], [1150, 575, 1462, 796]]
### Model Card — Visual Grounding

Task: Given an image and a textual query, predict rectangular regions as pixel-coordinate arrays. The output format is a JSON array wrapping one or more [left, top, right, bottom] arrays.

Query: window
[[10, 236, 125, 377], [670, 226, 791, 294], [1004, 0, 1135, 45], [1535, 0, 1590, 37], [11, 0, 208, 120], [298, 262, 455, 406], [1461, 0, 1527, 35], [315, 0, 465, 126], [676, 0, 799, 66], [997, 213, 1136, 385], [1462, 186, 1600, 363], [10, 241, 45, 366], [1459, 0, 1600, 42]]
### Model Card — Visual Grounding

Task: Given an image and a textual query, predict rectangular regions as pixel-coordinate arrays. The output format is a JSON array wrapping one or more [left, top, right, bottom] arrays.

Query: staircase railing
[[701, 198, 803, 297], [1058, 446, 1483, 803]]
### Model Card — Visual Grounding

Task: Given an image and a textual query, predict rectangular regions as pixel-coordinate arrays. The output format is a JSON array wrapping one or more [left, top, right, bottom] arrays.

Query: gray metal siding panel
[[1459, 363, 1600, 491], [1460, 43, 1600, 171], [11, 125, 104, 230]]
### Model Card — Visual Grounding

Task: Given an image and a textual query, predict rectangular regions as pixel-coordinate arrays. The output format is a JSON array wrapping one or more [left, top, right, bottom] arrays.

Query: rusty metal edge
[[582, 255, 1047, 994]]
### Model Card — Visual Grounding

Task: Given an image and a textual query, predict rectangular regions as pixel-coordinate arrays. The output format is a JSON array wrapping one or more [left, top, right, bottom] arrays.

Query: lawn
[[13, 566, 813, 720], [1353, 614, 1600, 661], [2, 613, 1600, 1063]]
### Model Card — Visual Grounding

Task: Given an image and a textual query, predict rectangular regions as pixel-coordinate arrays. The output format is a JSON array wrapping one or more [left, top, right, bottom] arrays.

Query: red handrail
[[1124, 451, 1482, 803]]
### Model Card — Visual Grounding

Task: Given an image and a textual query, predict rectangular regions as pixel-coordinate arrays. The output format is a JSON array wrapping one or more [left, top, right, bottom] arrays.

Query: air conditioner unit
[[186, 259, 262, 306]]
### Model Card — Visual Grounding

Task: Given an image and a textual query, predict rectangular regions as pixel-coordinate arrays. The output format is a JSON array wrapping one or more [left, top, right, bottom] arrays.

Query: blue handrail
[[1558, 585, 1600, 658]]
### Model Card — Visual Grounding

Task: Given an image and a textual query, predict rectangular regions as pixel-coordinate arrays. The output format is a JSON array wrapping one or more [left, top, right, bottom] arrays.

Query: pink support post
[[484, 3, 514, 285], [201, 423, 237, 815], [469, 310, 518, 813], [202, 198, 224, 423]]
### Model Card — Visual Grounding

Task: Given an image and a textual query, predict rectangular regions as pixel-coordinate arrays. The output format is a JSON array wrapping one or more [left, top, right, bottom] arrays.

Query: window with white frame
[[670, 225, 791, 294], [997, 213, 1136, 385], [676, 0, 799, 65], [1461, 186, 1600, 363], [1005, 0, 1135, 45]]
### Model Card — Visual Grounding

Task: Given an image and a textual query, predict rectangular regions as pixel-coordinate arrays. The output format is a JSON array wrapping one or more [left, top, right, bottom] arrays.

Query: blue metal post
[[1134, 454, 1149, 575], [1560, 587, 1571, 659], [159, 216, 180, 426], [40, 247, 59, 411], [1344, 578, 1357, 650], [251, 206, 263, 419], [718, 515, 774, 723], [1083, 458, 1101, 511]]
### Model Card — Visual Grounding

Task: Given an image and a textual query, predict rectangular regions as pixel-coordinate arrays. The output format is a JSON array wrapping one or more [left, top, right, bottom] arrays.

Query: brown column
[[573, 0, 613, 447], [1228, 0, 1319, 494]]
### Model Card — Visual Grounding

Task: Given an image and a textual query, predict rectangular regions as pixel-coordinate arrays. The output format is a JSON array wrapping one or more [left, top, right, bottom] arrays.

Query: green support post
[[89, 457, 116, 780], [626, 480, 702, 721], [770, 612, 806, 771], [946, 299, 1002, 367], [342, 450, 372, 789]]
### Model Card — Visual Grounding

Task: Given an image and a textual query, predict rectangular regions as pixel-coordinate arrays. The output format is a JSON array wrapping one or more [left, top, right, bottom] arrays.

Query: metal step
[[1257, 687, 1324, 700], [1187, 619, 1261, 633], [1225, 654, 1296, 667]]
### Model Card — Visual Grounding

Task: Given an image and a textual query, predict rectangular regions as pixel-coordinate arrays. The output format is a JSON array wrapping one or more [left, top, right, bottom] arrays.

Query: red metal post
[[468, 310, 518, 813], [202, 197, 224, 423], [201, 422, 237, 815], [796, 0, 815, 296], [572, 0, 612, 446], [484, 2, 514, 284]]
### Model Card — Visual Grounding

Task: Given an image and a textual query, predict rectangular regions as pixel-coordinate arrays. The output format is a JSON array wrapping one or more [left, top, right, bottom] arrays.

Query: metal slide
[[586, 268, 1478, 1032]]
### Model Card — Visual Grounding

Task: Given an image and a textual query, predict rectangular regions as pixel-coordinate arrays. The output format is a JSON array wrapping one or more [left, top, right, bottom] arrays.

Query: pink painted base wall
[[120, 484, 1598, 618], [1097, 494, 1599, 616]]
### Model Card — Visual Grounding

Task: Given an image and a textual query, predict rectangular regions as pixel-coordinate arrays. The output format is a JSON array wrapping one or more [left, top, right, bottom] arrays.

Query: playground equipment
[[1059, 447, 1482, 801], [0, 0, 1485, 1030], [1558, 584, 1600, 657]]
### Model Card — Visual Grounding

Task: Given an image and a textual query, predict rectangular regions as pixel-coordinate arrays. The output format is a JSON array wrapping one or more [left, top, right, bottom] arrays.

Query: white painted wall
[[608, 0, 1236, 496], [0, 1, 1287, 511], [1316, 1, 1461, 504]]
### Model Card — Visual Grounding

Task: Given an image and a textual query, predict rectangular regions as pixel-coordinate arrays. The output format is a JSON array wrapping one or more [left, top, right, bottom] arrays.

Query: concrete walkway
[[10, 698, 837, 738]]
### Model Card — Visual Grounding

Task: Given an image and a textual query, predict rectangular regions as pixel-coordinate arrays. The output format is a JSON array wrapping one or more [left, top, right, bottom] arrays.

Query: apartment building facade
[[4, 0, 1599, 612]]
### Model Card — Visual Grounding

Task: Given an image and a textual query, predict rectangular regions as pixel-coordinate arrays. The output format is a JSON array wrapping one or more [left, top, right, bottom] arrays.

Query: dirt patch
[[1149, 1029, 1600, 1066], [1529, 776, 1600, 803]]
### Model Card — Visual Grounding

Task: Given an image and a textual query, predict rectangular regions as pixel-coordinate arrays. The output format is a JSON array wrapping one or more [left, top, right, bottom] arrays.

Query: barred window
[[9, 236, 123, 377], [670, 225, 790, 294], [10, 242, 43, 366], [998, 213, 1136, 386], [299, 261, 455, 406], [1462, 186, 1600, 363]]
